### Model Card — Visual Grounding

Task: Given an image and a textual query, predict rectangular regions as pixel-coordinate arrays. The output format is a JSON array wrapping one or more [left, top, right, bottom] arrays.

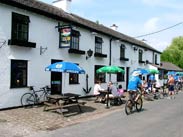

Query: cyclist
[[127, 71, 143, 104]]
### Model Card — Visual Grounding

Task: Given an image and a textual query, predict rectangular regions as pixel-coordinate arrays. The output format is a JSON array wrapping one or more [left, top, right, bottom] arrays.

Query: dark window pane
[[138, 49, 143, 61], [95, 36, 102, 53], [94, 65, 106, 83], [12, 12, 29, 42], [71, 30, 80, 49], [11, 60, 27, 88], [120, 44, 125, 58], [117, 67, 125, 82]]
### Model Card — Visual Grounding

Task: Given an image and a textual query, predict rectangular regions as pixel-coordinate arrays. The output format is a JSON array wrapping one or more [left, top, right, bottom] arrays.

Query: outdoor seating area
[[43, 93, 86, 115]]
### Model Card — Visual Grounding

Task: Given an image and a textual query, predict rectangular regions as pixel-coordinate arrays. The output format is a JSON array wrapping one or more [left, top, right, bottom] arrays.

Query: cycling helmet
[[132, 71, 141, 76]]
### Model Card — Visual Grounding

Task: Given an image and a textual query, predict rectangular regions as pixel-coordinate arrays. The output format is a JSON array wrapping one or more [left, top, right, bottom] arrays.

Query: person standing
[[168, 75, 175, 99]]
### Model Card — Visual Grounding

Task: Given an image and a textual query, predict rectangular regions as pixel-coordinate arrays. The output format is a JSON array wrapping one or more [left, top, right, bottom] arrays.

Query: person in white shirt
[[94, 80, 105, 102]]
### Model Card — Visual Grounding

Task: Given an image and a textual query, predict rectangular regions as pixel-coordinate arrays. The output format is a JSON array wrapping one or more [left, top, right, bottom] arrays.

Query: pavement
[[0, 95, 128, 137]]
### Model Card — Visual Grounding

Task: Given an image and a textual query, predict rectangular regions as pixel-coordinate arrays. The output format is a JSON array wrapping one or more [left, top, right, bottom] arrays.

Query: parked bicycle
[[125, 89, 143, 115], [21, 86, 51, 107]]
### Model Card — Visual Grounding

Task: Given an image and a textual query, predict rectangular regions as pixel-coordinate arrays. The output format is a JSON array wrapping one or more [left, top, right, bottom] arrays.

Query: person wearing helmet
[[127, 71, 143, 103]]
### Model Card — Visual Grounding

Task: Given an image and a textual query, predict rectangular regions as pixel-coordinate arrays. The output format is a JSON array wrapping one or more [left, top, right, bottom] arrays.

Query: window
[[138, 49, 143, 61], [95, 37, 103, 53], [69, 73, 79, 84], [12, 12, 30, 42], [117, 67, 125, 82], [69, 63, 79, 84], [9, 12, 36, 48], [155, 54, 158, 64], [120, 44, 125, 58], [71, 30, 80, 49], [11, 60, 27, 88], [94, 65, 106, 83]]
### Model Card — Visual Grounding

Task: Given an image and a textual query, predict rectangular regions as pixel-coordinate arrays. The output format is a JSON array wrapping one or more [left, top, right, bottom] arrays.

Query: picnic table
[[43, 93, 86, 115]]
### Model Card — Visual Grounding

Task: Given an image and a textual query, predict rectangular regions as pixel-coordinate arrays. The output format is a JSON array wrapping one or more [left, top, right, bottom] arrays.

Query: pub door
[[51, 59, 62, 95]]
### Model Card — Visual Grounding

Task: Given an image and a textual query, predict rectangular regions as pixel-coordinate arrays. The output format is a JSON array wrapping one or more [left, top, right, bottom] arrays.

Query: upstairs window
[[120, 44, 125, 58], [155, 54, 158, 64], [71, 30, 80, 50], [12, 12, 30, 42], [138, 49, 143, 61], [11, 60, 28, 88], [95, 37, 103, 53], [9, 12, 36, 48]]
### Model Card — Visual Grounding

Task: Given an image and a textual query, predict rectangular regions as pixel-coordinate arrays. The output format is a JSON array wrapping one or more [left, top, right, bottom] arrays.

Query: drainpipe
[[106, 38, 113, 108]]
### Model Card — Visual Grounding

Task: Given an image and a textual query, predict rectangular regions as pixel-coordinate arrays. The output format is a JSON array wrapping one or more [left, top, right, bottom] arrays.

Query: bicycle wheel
[[135, 97, 143, 112], [21, 93, 35, 107], [125, 100, 133, 115]]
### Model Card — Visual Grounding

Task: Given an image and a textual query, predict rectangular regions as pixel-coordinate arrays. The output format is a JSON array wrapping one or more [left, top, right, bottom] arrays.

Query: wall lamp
[[132, 45, 138, 51], [40, 46, 48, 55], [86, 49, 93, 60], [91, 31, 98, 35]]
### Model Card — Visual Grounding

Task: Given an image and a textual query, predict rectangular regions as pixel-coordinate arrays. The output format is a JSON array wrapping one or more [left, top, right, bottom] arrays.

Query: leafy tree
[[161, 36, 183, 68]]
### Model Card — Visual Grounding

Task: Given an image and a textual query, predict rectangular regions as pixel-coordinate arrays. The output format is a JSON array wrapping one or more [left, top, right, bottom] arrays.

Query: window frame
[[117, 67, 125, 82], [120, 44, 125, 58], [138, 49, 143, 62], [11, 12, 30, 42], [70, 30, 80, 50], [95, 36, 103, 54], [10, 59, 28, 88], [69, 63, 79, 84], [94, 65, 106, 83]]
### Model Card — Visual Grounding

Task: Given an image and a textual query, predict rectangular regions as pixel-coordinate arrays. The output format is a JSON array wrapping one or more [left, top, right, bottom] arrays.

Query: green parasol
[[149, 69, 159, 74], [96, 66, 125, 74]]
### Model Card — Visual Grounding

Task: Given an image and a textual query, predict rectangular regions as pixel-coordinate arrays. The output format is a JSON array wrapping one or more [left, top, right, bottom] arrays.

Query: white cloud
[[144, 17, 159, 32]]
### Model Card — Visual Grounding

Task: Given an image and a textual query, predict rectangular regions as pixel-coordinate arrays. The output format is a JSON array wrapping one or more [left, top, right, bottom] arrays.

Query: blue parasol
[[45, 61, 85, 74], [132, 68, 150, 75]]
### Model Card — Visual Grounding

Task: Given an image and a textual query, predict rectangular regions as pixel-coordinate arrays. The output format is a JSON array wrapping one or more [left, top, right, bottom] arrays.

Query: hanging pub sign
[[59, 25, 71, 48]]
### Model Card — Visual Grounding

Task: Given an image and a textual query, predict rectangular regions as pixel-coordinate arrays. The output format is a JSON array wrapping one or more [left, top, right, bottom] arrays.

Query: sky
[[40, 0, 183, 51]]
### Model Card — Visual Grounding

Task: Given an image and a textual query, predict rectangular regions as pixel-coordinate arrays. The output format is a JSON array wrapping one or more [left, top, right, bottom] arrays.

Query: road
[[30, 93, 183, 137]]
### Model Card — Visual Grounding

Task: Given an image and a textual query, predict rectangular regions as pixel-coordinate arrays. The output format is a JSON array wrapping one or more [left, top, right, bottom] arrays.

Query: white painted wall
[[0, 3, 161, 109]]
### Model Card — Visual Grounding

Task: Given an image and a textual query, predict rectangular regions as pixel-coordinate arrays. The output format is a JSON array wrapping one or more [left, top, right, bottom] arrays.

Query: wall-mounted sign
[[59, 25, 71, 48]]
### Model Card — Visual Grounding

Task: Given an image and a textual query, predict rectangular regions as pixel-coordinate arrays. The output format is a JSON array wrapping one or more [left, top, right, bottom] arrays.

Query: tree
[[161, 36, 183, 68]]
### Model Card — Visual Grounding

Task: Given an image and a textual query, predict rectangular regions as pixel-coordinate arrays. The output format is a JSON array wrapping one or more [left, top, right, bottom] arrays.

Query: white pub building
[[0, 0, 161, 109]]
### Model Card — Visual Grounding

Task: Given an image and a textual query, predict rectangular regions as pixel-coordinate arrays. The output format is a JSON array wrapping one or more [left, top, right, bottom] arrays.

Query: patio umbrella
[[132, 68, 149, 75], [45, 61, 85, 74], [96, 66, 125, 74], [167, 71, 176, 75], [176, 72, 183, 76], [45, 61, 85, 94], [149, 69, 159, 74], [96, 66, 125, 108]]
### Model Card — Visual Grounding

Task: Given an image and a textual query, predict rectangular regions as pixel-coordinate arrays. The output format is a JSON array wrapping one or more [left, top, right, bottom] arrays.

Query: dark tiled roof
[[160, 62, 182, 71], [1, 0, 161, 53]]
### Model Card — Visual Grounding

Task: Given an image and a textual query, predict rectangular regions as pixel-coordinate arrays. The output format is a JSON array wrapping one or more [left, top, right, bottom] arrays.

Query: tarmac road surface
[[29, 93, 183, 137]]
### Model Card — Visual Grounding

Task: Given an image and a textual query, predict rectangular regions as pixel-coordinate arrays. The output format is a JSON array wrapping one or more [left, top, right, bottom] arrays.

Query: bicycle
[[125, 89, 143, 115], [21, 86, 51, 107]]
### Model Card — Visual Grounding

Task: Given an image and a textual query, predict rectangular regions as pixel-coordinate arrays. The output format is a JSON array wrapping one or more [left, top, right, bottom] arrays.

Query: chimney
[[110, 24, 118, 31], [52, 0, 72, 13]]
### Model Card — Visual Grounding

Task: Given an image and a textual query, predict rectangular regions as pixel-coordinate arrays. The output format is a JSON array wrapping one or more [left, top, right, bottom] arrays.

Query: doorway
[[51, 59, 62, 94]]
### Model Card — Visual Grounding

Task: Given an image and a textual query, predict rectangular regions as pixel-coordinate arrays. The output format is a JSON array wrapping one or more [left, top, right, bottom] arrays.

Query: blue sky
[[40, 0, 183, 51]]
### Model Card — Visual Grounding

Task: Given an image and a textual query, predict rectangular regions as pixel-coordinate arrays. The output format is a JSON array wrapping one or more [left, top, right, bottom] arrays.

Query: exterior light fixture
[[132, 45, 138, 51], [40, 46, 48, 55], [86, 49, 93, 60]]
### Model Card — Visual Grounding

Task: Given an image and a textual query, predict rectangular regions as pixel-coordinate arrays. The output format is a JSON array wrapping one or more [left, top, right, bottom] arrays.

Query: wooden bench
[[43, 101, 86, 114]]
